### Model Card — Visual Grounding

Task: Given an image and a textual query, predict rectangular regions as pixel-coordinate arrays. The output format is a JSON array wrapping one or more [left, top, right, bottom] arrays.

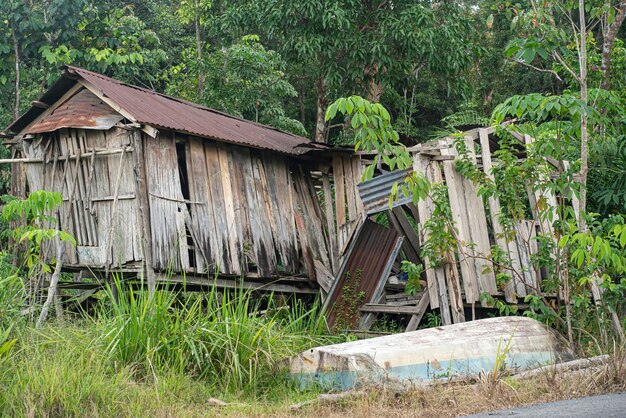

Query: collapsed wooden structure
[[4, 66, 365, 295], [4, 66, 562, 331], [324, 127, 562, 330]]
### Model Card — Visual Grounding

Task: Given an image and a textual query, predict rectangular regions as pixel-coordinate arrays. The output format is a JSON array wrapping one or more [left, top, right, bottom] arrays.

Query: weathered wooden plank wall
[[145, 132, 186, 272], [405, 132, 549, 324], [22, 128, 346, 285], [329, 155, 365, 268], [180, 135, 312, 278], [22, 127, 141, 268]]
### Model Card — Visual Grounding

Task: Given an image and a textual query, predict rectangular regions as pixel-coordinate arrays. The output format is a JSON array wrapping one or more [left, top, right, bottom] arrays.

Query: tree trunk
[[299, 84, 306, 125], [601, 1, 626, 89], [315, 76, 328, 142], [195, 0, 204, 98], [12, 26, 20, 121], [578, 0, 588, 228], [365, 64, 384, 103], [579, 0, 625, 344], [36, 238, 65, 328], [367, 79, 384, 103]]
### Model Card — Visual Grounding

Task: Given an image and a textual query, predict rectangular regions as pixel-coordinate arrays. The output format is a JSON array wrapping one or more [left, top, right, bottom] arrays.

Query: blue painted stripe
[[291, 351, 562, 390]]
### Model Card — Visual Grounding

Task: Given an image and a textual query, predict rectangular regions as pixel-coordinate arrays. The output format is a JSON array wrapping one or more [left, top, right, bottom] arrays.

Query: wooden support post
[[405, 291, 430, 332]]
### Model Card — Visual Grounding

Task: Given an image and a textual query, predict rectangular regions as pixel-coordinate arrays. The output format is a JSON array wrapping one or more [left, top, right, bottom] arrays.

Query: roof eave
[[6, 70, 78, 134]]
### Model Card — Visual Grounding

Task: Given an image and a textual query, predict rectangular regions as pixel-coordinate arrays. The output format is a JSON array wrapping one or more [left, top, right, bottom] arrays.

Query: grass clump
[[0, 278, 337, 417], [94, 281, 334, 395]]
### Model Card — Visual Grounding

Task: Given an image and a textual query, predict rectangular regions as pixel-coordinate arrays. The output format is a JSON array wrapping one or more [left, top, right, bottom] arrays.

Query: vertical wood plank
[[413, 152, 440, 310], [526, 220, 541, 292], [218, 144, 241, 274], [428, 156, 453, 325], [293, 167, 331, 279], [479, 128, 517, 303], [333, 156, 346, 248], [263, 154, 299, 273], [343, 156, 357, 224], [461, 135, 498, 296], [145, 133, 184, 272], [131, 130, 156, 294], [176, 211, 190, 271], [238, 148, 273, 276], [252, 154, 278, 275], [187, 138, 214, 273], [442, 156, 479, 303], [322, 172, 337, 272], [351, 156, 366, 216], [205, 142, 230, 273], [228, 146, 251, 273], [91, 130, 111, 266]]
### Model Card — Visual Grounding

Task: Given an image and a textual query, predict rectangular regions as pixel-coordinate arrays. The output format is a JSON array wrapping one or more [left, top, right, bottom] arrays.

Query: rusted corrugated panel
[[7, 76, 79, 134], [26, 89, 123, 134], [358, 169, 413, 215], [63, 66, 320, 156], [324, 219, 403, 328]]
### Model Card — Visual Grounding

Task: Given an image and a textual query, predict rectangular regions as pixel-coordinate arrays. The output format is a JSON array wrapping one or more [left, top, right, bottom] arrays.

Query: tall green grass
[[94, 281, 334, 393], [0, 274, 338, 416], [0, 324, 234, 417], [0, 256, 25, 331]]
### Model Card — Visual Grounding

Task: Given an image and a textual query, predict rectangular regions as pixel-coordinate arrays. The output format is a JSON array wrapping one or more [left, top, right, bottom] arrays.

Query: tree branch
[[552, 51, 581, 83], [515, 59, 563, 82], [601, 1, 626, 89]]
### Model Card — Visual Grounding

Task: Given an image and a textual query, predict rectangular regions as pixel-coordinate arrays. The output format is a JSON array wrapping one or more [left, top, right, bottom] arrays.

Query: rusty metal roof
[[27, 89, 122, 134], [8, 65, 327, 156], [323, 219, 403, 328]]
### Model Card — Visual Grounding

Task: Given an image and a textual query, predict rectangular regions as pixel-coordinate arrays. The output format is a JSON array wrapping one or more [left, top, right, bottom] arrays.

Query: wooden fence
[[350, 126, 562, 327]]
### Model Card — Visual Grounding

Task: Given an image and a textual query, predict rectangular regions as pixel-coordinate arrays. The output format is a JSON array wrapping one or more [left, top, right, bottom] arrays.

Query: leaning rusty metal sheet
[[358, 169, 413, 214], [63, 66, 321, 156], [27, 89, 123, 134], [324, 219, 403, 328]]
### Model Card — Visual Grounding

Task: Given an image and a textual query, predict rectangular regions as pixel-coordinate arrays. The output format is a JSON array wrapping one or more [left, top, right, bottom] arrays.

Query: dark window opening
[[176, 142, 191, 201], [175, 141, 196, 270]]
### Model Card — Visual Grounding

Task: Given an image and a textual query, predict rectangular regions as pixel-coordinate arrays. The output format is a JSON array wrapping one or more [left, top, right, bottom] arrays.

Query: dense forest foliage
[[2, 0, 626, 214], [0, 0, 548, 140]]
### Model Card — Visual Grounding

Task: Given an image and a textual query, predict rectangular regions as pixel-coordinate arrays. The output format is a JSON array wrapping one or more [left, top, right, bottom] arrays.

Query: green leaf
[[536, 47, 548, 60], [486, 14, 494, 29], [325, 103, 338, 121], [345, 99, 354, 114], [521, 48, 536, 64]]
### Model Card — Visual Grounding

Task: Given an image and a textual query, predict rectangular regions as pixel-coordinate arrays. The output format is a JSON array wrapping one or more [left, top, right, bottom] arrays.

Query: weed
[[332, 269, 366, 331]]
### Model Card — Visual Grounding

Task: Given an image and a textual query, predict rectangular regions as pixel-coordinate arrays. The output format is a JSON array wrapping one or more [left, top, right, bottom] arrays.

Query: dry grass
[[211, 350, 626, 418]]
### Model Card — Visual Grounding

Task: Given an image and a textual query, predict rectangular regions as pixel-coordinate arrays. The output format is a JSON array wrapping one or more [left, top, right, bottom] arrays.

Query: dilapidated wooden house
[[4, 66, 365, 294]]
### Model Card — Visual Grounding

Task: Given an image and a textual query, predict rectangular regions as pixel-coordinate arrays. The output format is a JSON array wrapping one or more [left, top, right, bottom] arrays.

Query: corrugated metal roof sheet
[[67, 66, 320, 155], [324, 219, 403, 328], [27, 89, 122, 134], [7, 76, 79, 134], [358, 169, 413, 215], [9, 66, 327, 156]]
